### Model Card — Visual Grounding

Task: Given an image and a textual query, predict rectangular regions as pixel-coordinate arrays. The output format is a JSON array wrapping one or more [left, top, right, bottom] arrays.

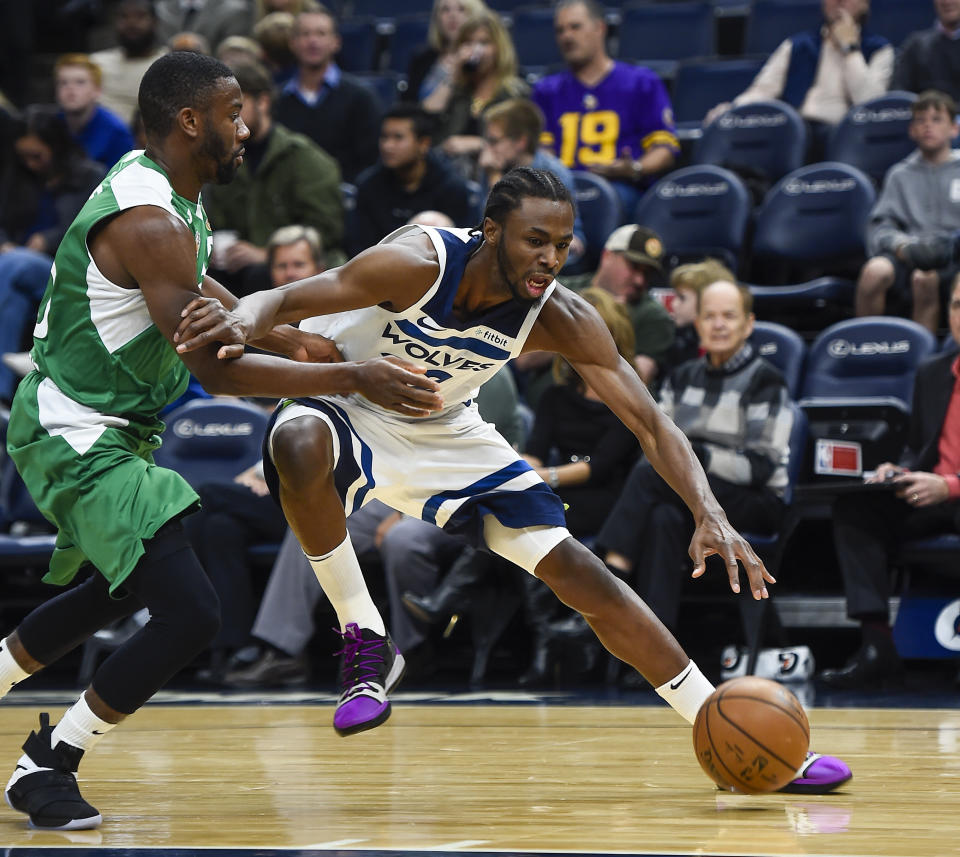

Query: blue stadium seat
[[351, 0, 432, 18], [353, 71, 402, 107], [387, 15, 430, 74], [827, 91, 917, 186], [337, 17, 379, 73], [693, 100, 807, 184], [570, 172, 623, 272], [0, 456, 56, 566], [633, 164, 752, 270], [154, 399, 269, 489], [798, 317, 937, 474], [751, 162, 876, 266], [748, 275, 856, 317], [749, 320, 806, 398], [870, 0, 936, 46], [745, 0, 822, 55], [671, 57, 765, 134], [510, 7, 563, 69], [617, 2, 715, 64]]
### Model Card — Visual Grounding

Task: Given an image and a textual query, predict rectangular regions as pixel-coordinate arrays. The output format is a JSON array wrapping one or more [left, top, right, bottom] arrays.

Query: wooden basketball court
[[0, 689, 957, 856]]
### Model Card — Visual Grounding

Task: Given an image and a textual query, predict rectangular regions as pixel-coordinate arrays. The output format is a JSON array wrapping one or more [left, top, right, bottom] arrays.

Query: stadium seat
[[570, 172, 623, 272], [0, 456, 56, 567], [336, 17, 379, 73], [751, 162, 876, 269], [387, 15, 430, 75], [510, 7, 564, 70], [633, 164, 752, 270], [798, 316, 937, 476], [744, 0, 822, 55], [870, 0, 936, 47], [153, 398, 269, 490], [617, 2, 715, 65], [748, 276, 856, 321], [749, 320, 806, 398], [353, 71, 402, 107], [693, 99, 807, 184], [827, 91, 917, 186], [671, 57, 765, 135]]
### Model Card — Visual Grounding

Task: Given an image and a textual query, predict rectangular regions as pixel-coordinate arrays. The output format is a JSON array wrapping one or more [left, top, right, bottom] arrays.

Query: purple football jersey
[[532, 61, 679, 172]]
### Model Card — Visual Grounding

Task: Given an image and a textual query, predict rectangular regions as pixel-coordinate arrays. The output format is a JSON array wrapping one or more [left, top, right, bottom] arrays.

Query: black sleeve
[[584, 420, 639, 487], [524, 388, 559, 461]]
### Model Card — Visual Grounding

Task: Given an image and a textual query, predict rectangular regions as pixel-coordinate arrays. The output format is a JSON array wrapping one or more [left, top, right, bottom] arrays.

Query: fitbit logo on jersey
[[380, 323, 494, 372], [826, 338, 911, 358], [172, 419, 256, 438]]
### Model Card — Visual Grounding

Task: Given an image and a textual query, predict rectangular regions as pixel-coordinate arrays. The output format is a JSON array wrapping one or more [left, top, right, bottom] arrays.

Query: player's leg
[[5, 518, 220, 829], [854, 255, 896, 317], [268, 412, 403, 735]]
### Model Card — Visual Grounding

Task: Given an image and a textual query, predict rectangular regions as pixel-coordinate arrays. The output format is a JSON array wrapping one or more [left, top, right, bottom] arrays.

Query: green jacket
[[202, 122, 344, 253]]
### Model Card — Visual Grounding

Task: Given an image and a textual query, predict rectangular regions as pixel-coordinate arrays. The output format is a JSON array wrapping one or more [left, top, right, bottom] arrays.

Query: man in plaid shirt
[[597, 279, 793, 633]]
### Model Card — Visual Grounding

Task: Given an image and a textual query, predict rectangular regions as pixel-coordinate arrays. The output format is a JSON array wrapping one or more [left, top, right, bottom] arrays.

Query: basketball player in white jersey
[[175, 167, 852, 793]]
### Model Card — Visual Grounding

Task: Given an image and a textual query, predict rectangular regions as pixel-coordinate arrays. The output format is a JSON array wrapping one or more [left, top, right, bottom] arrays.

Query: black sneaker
[[332, 623, 405, 736], [4, 713, 101, 830]]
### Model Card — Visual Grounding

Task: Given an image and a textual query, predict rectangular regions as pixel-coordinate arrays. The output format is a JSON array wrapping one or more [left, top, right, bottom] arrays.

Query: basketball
[[692, 676, 810, 794]]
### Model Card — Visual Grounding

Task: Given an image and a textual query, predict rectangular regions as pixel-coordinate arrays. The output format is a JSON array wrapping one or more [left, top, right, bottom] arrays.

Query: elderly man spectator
[[54, 53, 135, 169], [532, 0, 679, 216], [893, 0, 960, 103], [203, 60, 343, 294], [349, 104, 473, 256], [275, 6, 381, 181], [705, 0, 893, 159], [597, 280, 793, 634], [855, 90, 960, 333], [822, 273, 960, 689]]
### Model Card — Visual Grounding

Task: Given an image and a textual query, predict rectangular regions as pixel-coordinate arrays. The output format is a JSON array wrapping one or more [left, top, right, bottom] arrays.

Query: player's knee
[[272, 419, 335, 491]]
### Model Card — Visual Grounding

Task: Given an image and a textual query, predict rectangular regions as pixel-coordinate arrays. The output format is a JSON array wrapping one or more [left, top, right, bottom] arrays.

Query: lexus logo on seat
[[173, 419, 255, 438], [826, 339, 910, 357]]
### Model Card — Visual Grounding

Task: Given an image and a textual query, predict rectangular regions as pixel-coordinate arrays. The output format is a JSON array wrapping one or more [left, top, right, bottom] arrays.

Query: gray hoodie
[[867, 149, 960, 256]]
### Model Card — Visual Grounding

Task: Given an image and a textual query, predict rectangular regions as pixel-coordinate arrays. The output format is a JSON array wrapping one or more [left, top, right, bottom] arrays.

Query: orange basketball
[[692, 676, 810, 794]]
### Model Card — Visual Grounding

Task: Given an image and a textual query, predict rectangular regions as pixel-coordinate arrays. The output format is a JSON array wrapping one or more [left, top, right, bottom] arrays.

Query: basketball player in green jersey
[[0, 51, 442, 831]]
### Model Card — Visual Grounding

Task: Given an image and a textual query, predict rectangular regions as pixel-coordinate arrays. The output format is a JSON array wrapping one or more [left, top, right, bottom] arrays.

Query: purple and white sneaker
[[778, 752, 852, 794], [332, 623, 406, 737]]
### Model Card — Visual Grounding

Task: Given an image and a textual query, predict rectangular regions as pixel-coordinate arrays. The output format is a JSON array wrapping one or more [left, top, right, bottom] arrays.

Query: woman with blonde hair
[[426, 9, 528, 176], [405, 0, 490, 103]]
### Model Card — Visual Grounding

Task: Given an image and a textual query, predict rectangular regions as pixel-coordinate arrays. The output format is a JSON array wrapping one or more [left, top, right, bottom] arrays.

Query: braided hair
[[480, 166, 575, 230]]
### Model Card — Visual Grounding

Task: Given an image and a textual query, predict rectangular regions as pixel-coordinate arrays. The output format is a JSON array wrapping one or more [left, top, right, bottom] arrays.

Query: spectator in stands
[[478, 98, 586, 261], [349, 104, 473, 257], [0, 107, 105, 408], [893, 0, 960, 103], [822, 273, 960, 689], [533, 0, 679, 216], [215, 35, 265, 69], [168, 32, 212, 55], [705, 0, 893, 160], [154, 0, 254, 54], [184, 225, 327, 680], [54, 54, 135, 170], [855, 90, 960, 334], [661, 258, 735, 379], [90, 0, 168, 125], [255, 0, 320, 17], [253, 12, 298, 85], [597, 280, 793, 635], [405, 0, 489, 105], [424, 9, 529, 180], [203, 61, 343, 295], [411, 210, 456, 228], [275, 7, 382, 181]]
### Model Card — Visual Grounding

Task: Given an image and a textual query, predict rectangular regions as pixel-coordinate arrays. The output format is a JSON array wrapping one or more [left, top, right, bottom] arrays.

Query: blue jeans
[[0, 247, 52, 401]]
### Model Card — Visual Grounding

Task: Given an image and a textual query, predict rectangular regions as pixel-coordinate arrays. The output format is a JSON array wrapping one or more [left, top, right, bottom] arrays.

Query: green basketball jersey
[[31, 150, 212, 425]]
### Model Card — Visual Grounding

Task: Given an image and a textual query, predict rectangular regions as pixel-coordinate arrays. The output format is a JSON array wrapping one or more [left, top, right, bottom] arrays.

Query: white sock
[[50, 694, 117, 753], [0, 637, 30, 700], [305, 533, 385, 635], [655, 660, 715, 725]]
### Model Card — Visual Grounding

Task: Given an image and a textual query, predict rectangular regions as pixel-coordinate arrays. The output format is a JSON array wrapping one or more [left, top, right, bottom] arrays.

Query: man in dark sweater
[[274, 7, 381, 182], [348, 104, 473, 257], [893, 0, 960, 102]]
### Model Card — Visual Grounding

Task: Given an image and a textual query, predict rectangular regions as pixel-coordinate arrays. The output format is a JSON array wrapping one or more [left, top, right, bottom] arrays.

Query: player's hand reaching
[[689, 508, 775, 600], [354, 356, 443, 417], [175, 296, 251, 358], [288, 331, 343, 364]]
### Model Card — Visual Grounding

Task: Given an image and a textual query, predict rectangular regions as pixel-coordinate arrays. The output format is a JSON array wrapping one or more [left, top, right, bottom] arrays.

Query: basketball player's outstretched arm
[[94, 207, 442, 416], [527, 287, 774, 599]]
